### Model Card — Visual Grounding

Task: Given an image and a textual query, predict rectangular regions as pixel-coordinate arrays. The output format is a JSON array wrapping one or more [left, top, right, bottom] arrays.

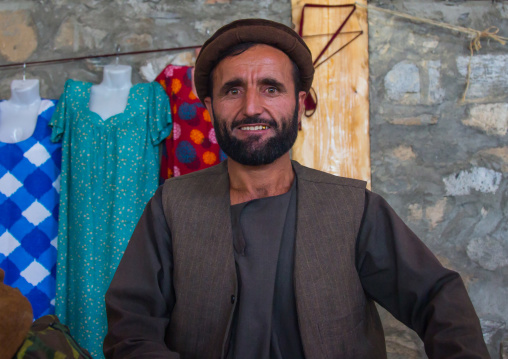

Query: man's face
[[204, 44, 307, 166]]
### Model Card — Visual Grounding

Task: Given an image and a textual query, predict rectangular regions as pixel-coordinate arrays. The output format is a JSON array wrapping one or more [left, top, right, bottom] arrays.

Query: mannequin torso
[[89, 64, 133, 121], [0, 79, 42, 143]]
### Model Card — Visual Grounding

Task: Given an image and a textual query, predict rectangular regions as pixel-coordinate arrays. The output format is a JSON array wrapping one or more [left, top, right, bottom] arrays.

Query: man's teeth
[[240, 125, 268, 131]]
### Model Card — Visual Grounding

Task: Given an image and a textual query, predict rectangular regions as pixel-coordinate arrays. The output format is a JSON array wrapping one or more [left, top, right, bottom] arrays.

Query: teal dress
[[50, 79, 172, 358]]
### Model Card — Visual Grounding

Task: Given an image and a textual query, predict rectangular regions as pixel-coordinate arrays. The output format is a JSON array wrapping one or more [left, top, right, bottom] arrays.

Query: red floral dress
[[156, 65, 226, 179]]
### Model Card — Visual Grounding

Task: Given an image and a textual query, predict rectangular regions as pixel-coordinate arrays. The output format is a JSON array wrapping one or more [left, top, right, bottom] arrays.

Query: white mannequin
[[0, 79, 42, 143], [89, 64, 133, 121]]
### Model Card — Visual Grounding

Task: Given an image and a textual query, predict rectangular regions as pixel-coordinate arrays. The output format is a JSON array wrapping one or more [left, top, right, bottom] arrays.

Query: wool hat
[[194, 18, 314, 102]]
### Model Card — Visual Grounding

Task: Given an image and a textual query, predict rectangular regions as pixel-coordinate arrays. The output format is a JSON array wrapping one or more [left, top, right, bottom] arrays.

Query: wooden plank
[[291, 0, 371, 188]]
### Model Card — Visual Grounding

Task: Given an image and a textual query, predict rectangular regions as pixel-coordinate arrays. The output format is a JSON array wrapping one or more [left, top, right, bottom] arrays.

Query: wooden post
[[291, 0, 371, 188]]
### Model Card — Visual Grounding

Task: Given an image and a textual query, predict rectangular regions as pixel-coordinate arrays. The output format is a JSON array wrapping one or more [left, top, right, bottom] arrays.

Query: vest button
[[231, 295, 236, 304]]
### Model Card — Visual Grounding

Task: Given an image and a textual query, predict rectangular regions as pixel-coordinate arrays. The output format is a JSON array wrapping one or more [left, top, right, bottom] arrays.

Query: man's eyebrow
[[219, 78, 244, 94], [259, 78, 287, 92]]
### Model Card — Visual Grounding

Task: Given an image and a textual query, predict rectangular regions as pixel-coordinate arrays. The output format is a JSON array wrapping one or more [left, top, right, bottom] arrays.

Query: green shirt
[[50, 79, 172, 358]]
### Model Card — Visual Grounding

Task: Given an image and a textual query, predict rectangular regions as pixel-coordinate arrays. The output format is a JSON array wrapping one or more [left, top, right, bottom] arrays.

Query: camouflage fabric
[[16, 315, 92, 359]]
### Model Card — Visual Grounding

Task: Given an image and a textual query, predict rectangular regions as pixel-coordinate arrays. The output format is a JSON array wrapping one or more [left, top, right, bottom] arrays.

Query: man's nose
[[243, 88, 263, 117]]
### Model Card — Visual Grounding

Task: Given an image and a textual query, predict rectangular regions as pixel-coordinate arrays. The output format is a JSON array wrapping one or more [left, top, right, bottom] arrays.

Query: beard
[[212, 104, 299, 166]]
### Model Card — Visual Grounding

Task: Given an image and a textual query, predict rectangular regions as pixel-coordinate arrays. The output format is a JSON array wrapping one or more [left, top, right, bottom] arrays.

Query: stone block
[[425, 198, 447, 229], [384, 61, 421, 104], [408, 203, 423, 222], [387, 114, 438, 126], [428, 60, 445, 104], [457, 54, 508, 100], [54, 17, 107, 51], [467, 236, 508, 271], [480, 319, 506, 345], [462, 103, 508, 136], [443, 167, 502, 196], [391, 145, 416, 161], [0, 10, 37, 62], [501, 332, 508, 359], [476, 147, 508, 173]]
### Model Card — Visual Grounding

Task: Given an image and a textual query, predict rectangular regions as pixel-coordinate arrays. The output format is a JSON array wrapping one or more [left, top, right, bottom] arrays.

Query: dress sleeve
[[355, 190, 489, 359], [104, 186, 180, 359], [148, 82, 173, 146], [49, 79, 74, 143]]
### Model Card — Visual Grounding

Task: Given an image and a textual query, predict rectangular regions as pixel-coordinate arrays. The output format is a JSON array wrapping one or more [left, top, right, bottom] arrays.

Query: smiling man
[[104, 19, 489, 359]]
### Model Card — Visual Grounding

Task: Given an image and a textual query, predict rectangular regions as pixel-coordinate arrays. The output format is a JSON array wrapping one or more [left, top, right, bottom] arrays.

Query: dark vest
[[161, 160, 386, 359]]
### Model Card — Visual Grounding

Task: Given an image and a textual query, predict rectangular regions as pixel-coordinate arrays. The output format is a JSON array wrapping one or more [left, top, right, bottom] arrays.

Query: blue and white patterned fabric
[[0, 99, 61, 319]]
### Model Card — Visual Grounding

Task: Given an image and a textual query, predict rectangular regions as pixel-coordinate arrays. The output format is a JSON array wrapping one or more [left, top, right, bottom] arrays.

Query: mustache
[[231, 116, 278, 129]]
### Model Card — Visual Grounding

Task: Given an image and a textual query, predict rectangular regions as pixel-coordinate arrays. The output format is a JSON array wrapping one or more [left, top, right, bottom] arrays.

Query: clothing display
[[155, 65, 226, 179], [50, 79, 172, 358], [0, 99, 60, 320], [104, 160, 489, 359]]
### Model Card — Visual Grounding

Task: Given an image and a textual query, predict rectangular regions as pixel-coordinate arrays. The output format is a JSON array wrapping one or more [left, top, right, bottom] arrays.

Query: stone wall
[[1, 0, 507, 358], [0, 0, 292, 99], [369, 1, 508, 357]]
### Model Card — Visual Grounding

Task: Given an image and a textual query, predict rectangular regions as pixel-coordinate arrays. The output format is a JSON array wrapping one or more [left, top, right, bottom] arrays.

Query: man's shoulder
[[163, 161, 227, 185], [292, 161, 367, 190]]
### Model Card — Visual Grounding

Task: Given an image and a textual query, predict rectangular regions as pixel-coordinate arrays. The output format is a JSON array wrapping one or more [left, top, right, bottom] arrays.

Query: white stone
[[384, 61, 421, 103], [20, 260, 50, 286], [0, 172, 22, 197], [480, 319, 506, 344], [467, 236, 508, 271], [428, 60, 445, 103], [443, 167, 502, 196], [457, 54, 508, 99], [463, 103, 508, 136]]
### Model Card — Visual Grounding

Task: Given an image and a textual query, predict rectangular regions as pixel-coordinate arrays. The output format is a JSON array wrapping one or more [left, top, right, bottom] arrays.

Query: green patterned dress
[[50, 79, 172, 358]]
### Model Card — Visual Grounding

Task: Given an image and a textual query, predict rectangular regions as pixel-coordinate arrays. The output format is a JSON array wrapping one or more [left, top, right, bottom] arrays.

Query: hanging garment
[[156, 65, 226, 179], [0, 99, 60, 320], [50, 79, 172, 358]]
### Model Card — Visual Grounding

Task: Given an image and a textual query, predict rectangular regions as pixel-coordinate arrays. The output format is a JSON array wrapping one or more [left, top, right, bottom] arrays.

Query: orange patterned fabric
[[156, 65, 226, 180]]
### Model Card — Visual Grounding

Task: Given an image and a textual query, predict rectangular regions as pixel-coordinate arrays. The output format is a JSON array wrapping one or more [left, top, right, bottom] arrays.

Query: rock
[[462, 103, 508, 136], [391, 145, 417, 161], [475, 147, 508, 172], [467, 236, 508, 271], [479, 318, 506, 344], [425, 198, 447, 229], [408, 203, 423, 222], [387, 114, 438, 126], [384, 61, 421, 104], [0, 10, 37, 62], [443, 167, 502, 196], [457, 54, 508, 100], [428, 60, 445, 103], [501, 332, 508, 359]]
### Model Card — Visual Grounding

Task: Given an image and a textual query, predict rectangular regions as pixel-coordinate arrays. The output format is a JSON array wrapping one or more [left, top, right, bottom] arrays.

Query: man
[[104, 19, 489, 359]]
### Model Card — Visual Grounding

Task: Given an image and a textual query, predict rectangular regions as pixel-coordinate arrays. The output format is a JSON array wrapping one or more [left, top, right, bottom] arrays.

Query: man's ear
[[297, 91, 307, 124], [204, 97, 214, 125]]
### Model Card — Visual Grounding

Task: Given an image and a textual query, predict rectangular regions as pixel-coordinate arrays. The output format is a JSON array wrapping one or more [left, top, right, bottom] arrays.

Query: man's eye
[[266, 87, 278, 94], [228, 88, 240, 95]]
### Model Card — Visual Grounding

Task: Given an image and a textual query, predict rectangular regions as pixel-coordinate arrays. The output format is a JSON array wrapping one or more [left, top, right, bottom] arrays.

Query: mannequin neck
[[101, 64, 132, 89], [10, 79, 41, 106]]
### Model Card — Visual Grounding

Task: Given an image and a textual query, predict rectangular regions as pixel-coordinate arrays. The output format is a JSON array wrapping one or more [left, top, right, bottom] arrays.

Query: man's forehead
[[213, 44, 293, 80]]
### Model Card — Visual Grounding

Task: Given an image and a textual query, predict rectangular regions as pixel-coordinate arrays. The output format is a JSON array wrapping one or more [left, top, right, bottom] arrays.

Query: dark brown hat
[[194, 18, 314, 102]]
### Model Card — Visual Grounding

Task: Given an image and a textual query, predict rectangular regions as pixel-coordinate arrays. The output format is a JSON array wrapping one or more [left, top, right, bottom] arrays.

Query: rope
[[355, 2, 507, 102]]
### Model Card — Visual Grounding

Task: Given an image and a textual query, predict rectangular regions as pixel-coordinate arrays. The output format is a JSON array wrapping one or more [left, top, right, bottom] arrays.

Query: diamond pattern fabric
[[0, 99, 60, 320]]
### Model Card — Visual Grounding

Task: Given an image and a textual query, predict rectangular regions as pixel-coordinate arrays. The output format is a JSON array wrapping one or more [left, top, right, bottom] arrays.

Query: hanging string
[[355, 2, 507, 102], [0, 44, 202, 70]]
